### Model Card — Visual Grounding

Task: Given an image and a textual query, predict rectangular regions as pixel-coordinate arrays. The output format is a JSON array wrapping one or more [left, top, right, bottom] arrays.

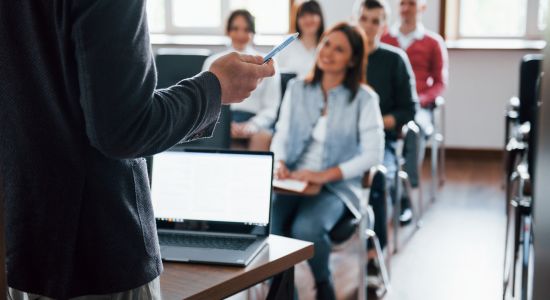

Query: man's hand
[[209, 52, 275, 104]]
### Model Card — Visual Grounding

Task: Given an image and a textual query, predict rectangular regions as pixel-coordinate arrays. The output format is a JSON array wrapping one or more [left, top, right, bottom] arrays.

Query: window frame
[[151, 0, 295, 36], [443, 0, 546, 41]]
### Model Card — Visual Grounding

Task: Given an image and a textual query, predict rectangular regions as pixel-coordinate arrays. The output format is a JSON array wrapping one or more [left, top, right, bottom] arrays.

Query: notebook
[[151, 149, 273, 266], [273, 178, 308, 193]]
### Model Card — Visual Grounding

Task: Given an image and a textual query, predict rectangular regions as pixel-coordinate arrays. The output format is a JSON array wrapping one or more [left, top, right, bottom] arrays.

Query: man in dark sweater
[[358, 0, 418, 252], [0, 1, 274, 299]]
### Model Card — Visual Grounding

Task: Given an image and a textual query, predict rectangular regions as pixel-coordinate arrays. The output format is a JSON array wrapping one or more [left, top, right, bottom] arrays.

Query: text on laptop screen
[[151, 151, 272, 226]]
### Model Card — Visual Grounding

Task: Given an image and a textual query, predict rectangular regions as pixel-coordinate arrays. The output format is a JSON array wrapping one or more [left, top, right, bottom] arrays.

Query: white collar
[[229, 44, 256, 55], [390, 22, 425, 40]]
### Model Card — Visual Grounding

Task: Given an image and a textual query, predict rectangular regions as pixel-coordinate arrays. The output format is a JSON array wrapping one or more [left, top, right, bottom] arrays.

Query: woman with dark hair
[[270, 23, 384, 299], [203, 9, 280, 148], [277, 0, 325, 79]]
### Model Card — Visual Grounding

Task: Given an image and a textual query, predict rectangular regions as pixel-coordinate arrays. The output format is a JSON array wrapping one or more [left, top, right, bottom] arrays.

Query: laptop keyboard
[[159, 233, 255, 251]]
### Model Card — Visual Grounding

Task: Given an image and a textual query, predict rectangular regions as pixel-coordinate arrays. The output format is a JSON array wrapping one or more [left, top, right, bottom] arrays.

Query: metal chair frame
[[429, 96, 446, 203], [392, 121, 423, 253], [503, 123, 533, 300], [329, 165, 391, 300]]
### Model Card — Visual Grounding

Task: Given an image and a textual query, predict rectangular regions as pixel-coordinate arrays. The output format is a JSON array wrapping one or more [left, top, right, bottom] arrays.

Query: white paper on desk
[[273, 179, 307, 193]]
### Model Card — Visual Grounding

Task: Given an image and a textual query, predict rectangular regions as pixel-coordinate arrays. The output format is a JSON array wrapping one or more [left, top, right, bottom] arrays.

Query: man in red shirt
[[381, 0, 448, 111], [381, 0, 448, 223]]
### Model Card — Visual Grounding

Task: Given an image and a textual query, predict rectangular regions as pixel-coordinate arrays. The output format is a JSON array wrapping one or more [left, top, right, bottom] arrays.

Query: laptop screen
[[151, 150, 273, 233]]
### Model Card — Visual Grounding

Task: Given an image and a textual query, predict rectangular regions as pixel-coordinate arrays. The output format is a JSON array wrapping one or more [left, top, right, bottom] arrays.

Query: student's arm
[[248, 67, 282, 129], [388, 52, 418, 130], [290, 167, 343, 184], [338, 91, 385, 180], [71, 0, 222, 159], [419, 36, 449, 107]]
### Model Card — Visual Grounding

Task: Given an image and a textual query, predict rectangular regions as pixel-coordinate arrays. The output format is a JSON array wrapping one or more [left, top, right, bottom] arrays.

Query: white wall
[[445, 50, 535, 149], [318, 0, 356, 27]]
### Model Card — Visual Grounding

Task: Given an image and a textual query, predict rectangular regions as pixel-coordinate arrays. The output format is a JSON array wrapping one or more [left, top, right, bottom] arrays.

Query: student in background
[[203, 9, 281, 150], [277, 0, 325, 79], [270, 23, 384, 300], [381, 0, 448, 132], [356, 0, 417, 253]]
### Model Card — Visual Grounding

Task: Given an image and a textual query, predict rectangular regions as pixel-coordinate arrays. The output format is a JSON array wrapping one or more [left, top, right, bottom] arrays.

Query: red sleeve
[[419, 36, 448, 107]]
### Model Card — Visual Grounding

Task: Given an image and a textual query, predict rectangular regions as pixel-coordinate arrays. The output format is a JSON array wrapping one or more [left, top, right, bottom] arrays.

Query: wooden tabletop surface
[[160, 235, 314, 300]]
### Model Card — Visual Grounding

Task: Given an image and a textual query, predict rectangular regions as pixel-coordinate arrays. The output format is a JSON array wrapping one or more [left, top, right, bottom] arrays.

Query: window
[[445, 0, 548, 40], [146, 0, 291, 36]]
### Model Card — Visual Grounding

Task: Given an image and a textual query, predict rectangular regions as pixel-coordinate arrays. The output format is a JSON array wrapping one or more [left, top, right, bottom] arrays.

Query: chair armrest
[[517, 122, 531, 143], [362, 165, 387, 188], [508, 96, 520, 112], [516, 163, 532, 198], [401, 121, 421, 139], [435, 96, 445, 108]]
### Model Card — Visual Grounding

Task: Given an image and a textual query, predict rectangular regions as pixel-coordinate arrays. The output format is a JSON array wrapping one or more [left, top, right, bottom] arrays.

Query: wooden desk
[[160, 235, 313, 300]]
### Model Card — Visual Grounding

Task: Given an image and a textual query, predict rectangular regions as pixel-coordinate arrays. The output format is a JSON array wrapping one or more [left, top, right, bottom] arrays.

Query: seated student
[[381, 0, 448, 134], [270, 23, 384, 300], [202, 9, 281, 150], [277, 0, 325, 79], [356, 0, 417, 251]]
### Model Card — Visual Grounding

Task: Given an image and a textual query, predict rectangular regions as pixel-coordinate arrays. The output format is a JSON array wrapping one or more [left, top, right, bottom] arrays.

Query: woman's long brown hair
[[305, 22, 369, 102]]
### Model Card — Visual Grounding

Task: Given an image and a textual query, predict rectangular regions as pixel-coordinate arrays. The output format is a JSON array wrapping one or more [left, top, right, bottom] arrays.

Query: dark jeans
[[271, 189, 345, 286], [369, 143, 398, 250]]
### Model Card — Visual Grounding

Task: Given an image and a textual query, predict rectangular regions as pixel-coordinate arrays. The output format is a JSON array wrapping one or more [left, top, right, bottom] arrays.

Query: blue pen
[[263, 33, 300, 64]]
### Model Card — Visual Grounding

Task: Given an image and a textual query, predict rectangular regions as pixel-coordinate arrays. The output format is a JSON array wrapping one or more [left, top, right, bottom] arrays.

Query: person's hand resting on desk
[[275, 161, 343, 185], [209, 52, 275, 104], [231, 121, 260, 138]]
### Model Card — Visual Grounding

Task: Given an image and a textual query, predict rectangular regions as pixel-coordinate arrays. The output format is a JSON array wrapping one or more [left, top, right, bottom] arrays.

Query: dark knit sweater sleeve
[[71, 0, 221, 159], [390, 52, 418, 130]]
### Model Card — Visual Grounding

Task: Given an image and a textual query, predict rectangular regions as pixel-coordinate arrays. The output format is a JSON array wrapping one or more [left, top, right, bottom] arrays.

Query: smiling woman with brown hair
[[270, 22, 384, 300]]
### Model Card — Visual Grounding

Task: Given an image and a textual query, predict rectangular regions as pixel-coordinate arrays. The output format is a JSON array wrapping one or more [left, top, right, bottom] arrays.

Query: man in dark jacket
[[357, 0, 418, 253], [0, 0, 274, 299]]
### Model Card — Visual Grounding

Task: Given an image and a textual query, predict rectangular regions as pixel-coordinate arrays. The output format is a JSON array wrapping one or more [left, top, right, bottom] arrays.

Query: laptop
[[150, 149, 273, 266]]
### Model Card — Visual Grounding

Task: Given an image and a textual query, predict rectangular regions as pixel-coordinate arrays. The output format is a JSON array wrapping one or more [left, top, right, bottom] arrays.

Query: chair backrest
[[155, 48, 212, 89], [274, 73, 297, 126], [280, 72, 297, 98], [517, 54, 543, 185], [528, 68, 542, 184], [0, 182, 5, 296], [518, 54, 543, 124], [401, 121, 422, 188]]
